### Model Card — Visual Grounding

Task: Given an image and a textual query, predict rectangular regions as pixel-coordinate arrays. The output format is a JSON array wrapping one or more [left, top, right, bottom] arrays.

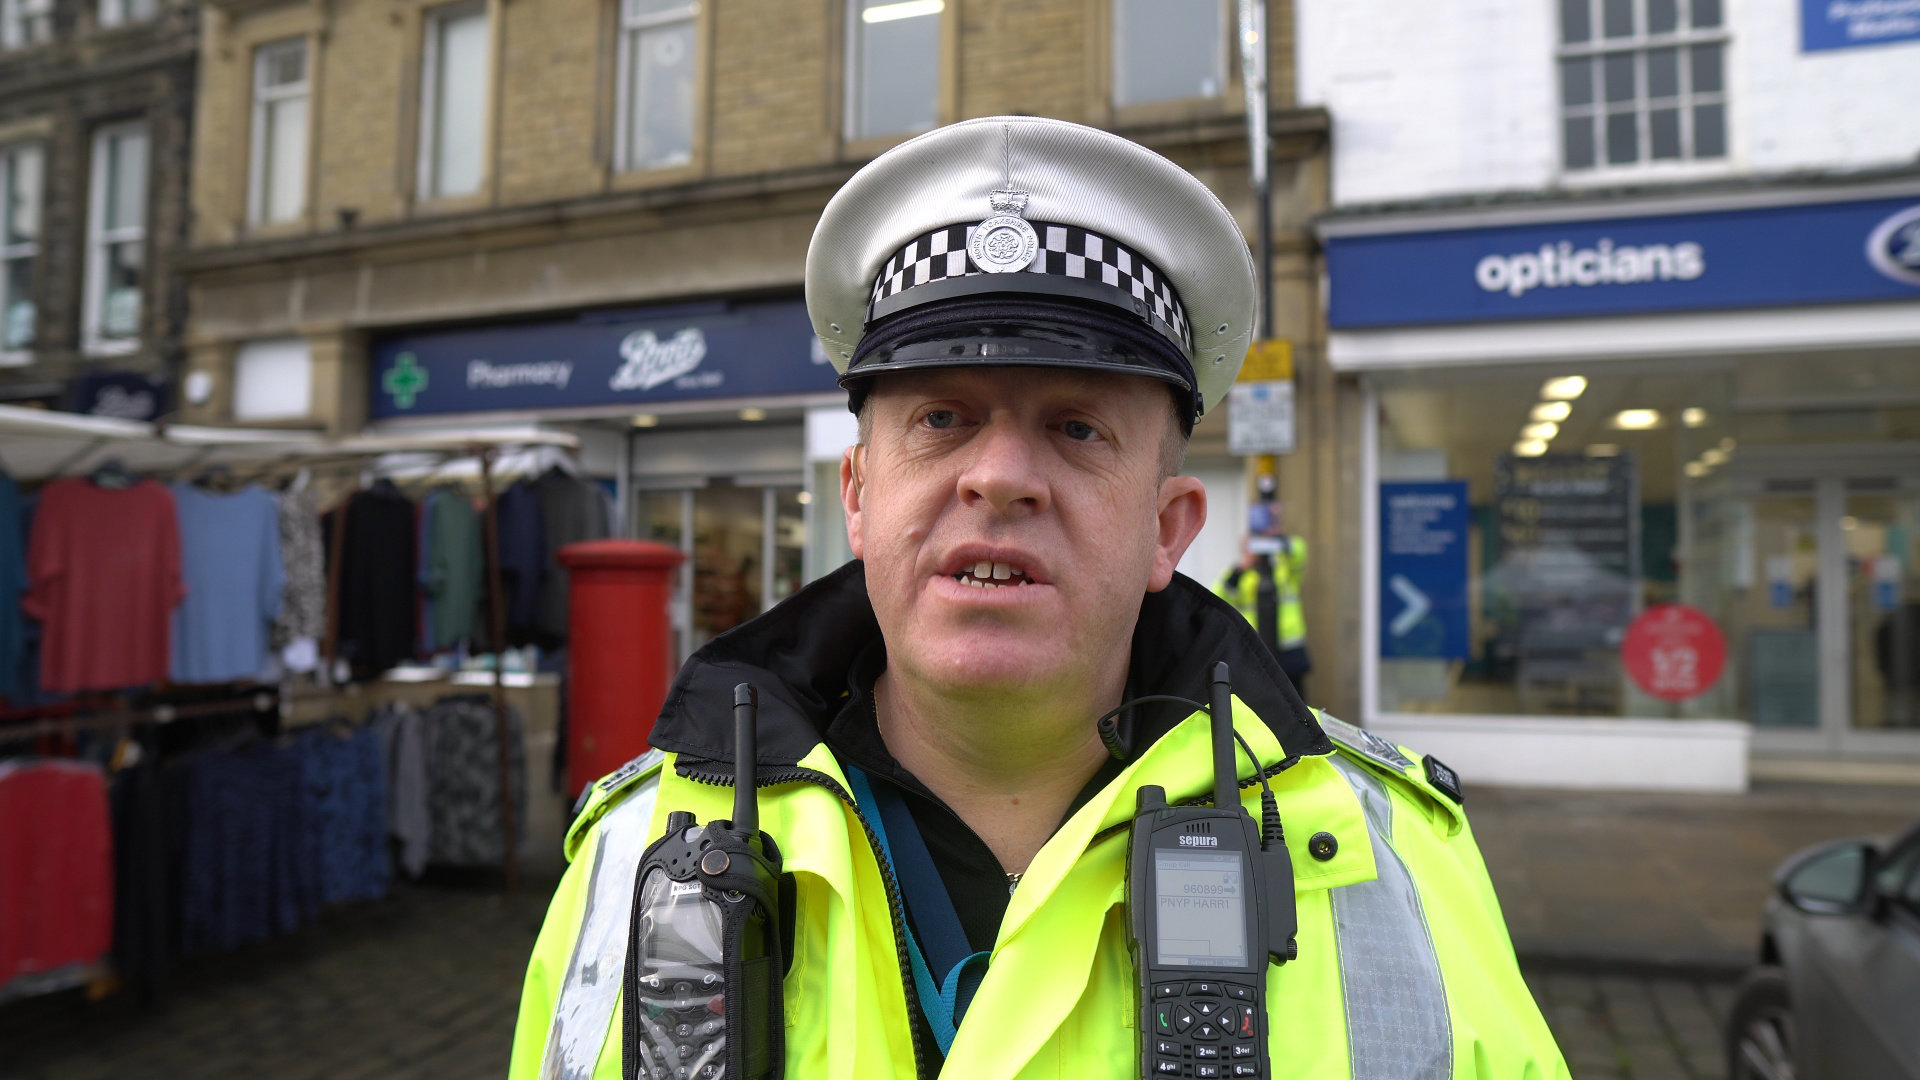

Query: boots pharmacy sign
[[369, 298, 830, 418], [1323, 194, 1920, 328]]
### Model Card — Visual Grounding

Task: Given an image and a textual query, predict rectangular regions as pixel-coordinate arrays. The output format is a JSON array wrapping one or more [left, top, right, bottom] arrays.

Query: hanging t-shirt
[[169, 484, 286, 684], [272, 486, 327, 670], [424, 488, 484, 650], [532, 469, 611, 643], [336, 481, 418, 678], [24, 478, 183, 692], [496, 480, 546, 645]]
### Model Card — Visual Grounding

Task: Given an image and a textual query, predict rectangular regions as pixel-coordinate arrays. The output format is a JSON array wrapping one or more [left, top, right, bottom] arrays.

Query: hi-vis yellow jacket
[[510, 564, 1567, 1080], [1217, 537, 1309, 652]]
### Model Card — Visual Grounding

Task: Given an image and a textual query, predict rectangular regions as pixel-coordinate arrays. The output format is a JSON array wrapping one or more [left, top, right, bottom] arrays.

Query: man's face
[[842, 367, 1206, 701]]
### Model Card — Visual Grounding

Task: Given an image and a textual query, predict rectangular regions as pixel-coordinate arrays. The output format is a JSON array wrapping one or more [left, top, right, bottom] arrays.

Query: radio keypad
[[1145, 979, 1263, 1077]]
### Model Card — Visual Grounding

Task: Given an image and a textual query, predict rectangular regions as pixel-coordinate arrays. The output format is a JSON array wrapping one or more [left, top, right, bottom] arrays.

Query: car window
[[1879, 841, 1920, 916]]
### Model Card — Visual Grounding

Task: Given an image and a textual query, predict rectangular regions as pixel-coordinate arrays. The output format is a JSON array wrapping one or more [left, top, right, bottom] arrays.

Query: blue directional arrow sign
[[1380, 481, 1471, 660]]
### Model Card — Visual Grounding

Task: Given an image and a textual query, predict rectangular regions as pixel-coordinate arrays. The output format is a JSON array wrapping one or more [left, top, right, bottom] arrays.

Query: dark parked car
[[1727, 816, 1920, 1080]]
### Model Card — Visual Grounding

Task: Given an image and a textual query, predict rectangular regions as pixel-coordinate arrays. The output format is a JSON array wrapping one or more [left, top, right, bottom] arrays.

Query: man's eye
[[1061, 420, 1098, 441], [924, 410, 958, 429]]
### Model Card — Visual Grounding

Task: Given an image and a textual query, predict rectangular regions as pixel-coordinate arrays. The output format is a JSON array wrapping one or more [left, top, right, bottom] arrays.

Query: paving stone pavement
[[0, 877, 1738, 1079]]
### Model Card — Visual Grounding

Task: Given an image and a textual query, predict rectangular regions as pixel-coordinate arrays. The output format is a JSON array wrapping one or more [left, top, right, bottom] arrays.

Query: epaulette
[[1317, 712, 1466, 831], [564, 748, 666, 860]]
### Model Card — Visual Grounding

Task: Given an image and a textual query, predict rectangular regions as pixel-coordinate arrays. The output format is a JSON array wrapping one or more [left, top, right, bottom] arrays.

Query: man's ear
[[1147, 475, 1206, 592], [840, 445, 865, 559]]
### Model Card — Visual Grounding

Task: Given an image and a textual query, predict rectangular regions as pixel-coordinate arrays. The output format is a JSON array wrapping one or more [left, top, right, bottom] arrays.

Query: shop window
[[232, 338, 313, 421], [1557, 0, 1727, 170], [417, 0, 489, 200], [249, 39, 310, 226], [615, 0, 697, 172], [0, 0, 53, 48], [845, 0, 941, 142], [1112, 0, 1226, 108], [97, 0, 158, 28], [83, 123, 147, 355], [0, 144, 41, 360], [1375, 367, 1741, 721]]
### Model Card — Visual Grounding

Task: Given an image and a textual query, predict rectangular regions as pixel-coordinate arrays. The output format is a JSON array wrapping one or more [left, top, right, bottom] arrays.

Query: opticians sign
[[370, 297, 833, 419], [1324, 194, 1920, 329], [1802, 0, 1920, 51]]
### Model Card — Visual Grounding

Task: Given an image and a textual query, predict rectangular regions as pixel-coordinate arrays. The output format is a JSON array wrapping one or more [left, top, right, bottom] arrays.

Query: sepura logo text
[[1475, 239, 1705, 298], [1177, 834, 1220, 848], [610, 327, 708, 392], [1867, 204, 1920, 287]]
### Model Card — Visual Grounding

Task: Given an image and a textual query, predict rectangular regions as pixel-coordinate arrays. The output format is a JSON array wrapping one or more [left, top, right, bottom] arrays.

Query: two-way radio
[[623, 684, 785, 1080], [1127, 663, 1295, 1079]]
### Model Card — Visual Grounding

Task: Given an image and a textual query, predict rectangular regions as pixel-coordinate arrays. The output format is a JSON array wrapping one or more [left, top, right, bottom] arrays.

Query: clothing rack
[[2, 407, 583, 892], [0, 692, 279, 743]]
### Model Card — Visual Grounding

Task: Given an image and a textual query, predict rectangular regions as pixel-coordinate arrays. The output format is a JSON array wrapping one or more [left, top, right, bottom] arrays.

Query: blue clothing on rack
[[179, 742, 312, 954], [296, 725, 390, 906], [0, 474, 26, 701], [169, 485, 286, 684]]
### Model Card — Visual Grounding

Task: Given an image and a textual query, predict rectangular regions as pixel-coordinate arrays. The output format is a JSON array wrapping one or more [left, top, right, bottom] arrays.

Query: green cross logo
[[383, 352, 429, 410]]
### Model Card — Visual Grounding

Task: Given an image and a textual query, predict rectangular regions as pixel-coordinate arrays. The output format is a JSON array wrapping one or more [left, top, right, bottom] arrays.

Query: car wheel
[[1727, 966, 1796, 1080]]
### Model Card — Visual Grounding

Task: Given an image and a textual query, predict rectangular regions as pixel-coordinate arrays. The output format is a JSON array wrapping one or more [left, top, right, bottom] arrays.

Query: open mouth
[[951, 560, 1035, 590]]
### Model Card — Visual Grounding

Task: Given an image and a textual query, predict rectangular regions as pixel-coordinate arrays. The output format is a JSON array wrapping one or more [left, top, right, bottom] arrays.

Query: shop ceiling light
[[1841, 516, 1859, 531], [1610, 408, 1662, 430], [1514, 439, 1549, 457], [1684, 461, 1708, 478], [796, 491, 813, 505], [1541, 375, 1587, 400], [1586, 443, 1620, 457], [631, 413, 659, 428], [1530, 401, 1572, 422], [862, 0, 943, 22], [1682, 407, 1708, 427], [1522, 422, 1559, 440], [1702, 448, 1729, 466], [739, 407, 768, 422], [1720, 437, 1736, 452]]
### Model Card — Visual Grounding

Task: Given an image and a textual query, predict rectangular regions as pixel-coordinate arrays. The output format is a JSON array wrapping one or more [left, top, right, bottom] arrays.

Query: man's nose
[[956, 420, 1050, 513]]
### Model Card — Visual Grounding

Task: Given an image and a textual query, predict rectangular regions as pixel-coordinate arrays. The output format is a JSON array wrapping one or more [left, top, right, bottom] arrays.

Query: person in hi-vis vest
[[1217, 476, 1312, 702]]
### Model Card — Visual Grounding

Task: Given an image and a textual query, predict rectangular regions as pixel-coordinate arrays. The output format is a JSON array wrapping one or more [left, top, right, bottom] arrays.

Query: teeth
[[992, 562, 1011, 580], [975, 560, 993, 579]]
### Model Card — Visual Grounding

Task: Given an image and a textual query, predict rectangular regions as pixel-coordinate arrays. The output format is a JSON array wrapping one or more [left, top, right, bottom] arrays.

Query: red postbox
[[558, 539, 685, 797]]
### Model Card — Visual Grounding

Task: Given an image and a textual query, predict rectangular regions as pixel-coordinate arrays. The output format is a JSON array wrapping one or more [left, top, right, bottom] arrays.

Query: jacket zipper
[[678, 761, 934, 1080]]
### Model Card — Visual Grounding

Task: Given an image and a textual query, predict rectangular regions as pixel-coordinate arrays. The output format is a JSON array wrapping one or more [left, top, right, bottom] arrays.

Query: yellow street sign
[[1238, 339, 1293, 383]]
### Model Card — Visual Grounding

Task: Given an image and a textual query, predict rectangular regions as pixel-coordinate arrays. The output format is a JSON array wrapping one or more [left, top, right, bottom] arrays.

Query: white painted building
[[1297, 0, 1920, 791]]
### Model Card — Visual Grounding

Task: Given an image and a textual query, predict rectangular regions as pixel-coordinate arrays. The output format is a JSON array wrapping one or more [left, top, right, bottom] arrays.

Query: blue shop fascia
[[1317, 174, 1920, 789], [368, 292, 856, 664]]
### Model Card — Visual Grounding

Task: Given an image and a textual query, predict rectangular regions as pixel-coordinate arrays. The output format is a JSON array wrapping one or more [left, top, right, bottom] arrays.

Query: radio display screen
[[1152, 848, 1249, 968]]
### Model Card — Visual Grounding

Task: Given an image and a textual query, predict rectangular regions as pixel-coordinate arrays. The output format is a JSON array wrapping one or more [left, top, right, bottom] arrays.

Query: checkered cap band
[[867, 221, 1192, 353]]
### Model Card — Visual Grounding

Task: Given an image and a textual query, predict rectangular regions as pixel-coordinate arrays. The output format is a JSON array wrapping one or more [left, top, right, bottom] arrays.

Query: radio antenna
[[1207, 662, 1238, 813], [732, 682, 759, 833]]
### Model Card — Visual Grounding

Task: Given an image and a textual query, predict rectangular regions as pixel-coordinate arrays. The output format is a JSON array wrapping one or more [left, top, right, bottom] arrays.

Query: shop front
[[1323, 180, 1920, 790], [368, 294, 844, 665]]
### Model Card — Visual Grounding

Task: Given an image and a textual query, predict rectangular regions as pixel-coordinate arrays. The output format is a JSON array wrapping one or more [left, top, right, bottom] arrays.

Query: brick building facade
[[0, 0, 196, 415]]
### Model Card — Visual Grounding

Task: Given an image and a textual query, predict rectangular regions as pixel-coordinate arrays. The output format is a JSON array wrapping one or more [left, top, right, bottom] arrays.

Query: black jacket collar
[[647, 561, 1331, 771]]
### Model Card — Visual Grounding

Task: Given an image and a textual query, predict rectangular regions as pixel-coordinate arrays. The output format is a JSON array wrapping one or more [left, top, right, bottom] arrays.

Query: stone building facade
[[0, 0, 197, 416], [182, 0, 1360, 715]]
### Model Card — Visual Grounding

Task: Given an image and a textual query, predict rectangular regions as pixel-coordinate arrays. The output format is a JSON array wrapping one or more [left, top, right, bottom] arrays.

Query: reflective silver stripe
[[539, 774, 662, 1080], [1328, 757, 1453, 1080]]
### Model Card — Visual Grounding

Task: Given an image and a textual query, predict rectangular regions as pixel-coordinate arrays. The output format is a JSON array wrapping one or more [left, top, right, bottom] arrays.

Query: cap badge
[[967, 188, 1040, 274]]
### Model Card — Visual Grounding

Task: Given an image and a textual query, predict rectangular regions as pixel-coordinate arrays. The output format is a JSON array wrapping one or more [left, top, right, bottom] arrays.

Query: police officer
[[511, 117, 1565, 1079], [1217, 474, 1312, 701]]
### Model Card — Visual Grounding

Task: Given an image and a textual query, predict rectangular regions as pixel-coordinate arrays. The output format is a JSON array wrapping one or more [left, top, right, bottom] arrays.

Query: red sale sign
[[1621, 604, 1727, 701]]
